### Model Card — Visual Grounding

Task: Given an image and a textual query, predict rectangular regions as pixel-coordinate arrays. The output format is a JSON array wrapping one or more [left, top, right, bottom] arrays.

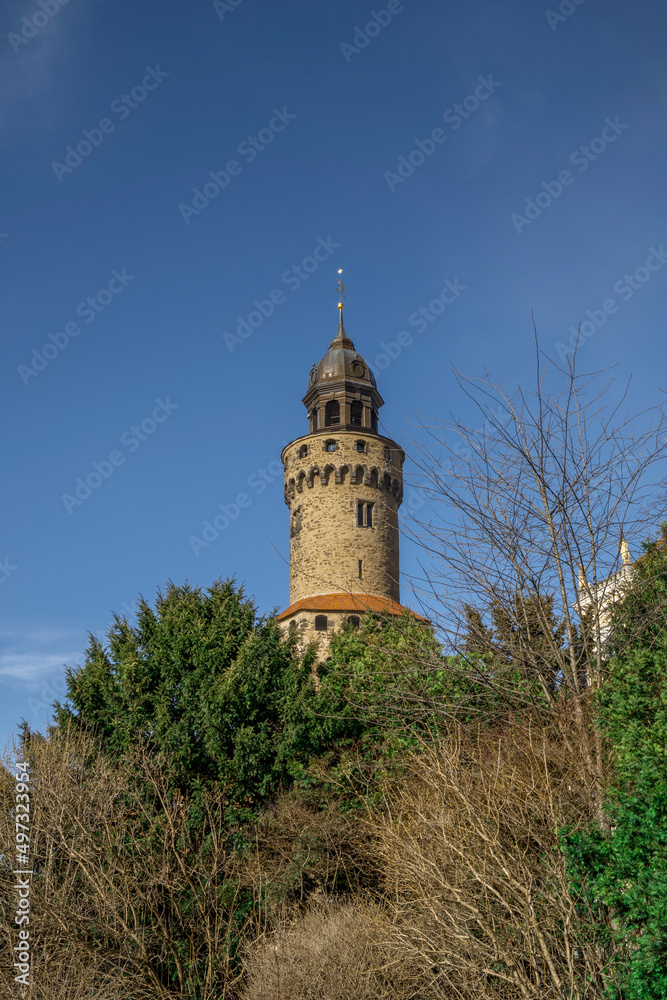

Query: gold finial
[[336, 268, 346, 311]]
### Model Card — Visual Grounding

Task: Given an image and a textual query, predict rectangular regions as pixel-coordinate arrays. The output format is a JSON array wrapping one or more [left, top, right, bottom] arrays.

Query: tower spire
[[332, 268, 351, 346], [335, 304, 347, 341], [620, 536, 631, 565]]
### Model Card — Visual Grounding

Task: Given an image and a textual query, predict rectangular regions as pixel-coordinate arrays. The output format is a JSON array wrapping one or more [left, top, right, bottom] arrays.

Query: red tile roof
[[276, 592, 429, 622]]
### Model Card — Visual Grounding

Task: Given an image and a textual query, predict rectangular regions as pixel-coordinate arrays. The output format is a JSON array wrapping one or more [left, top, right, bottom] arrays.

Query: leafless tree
[[409, 346, 665, 675], [368, 719, 619, 999], [395, 344, 667, 796], [0, 727, 261, 1000]]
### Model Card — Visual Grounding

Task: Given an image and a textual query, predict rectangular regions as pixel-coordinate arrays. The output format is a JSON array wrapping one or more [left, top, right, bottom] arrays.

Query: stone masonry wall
[[282, 430, 404, 605], [280, 610, 352, 659]]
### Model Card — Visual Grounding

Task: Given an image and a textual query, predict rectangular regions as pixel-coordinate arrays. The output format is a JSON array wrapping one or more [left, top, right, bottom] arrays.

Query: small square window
[[326, 440, 337, 452], [356, 440, 365, 453]]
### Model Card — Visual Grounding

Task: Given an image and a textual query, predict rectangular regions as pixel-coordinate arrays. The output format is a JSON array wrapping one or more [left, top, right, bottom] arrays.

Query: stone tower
[[277, 304, 423, 652]]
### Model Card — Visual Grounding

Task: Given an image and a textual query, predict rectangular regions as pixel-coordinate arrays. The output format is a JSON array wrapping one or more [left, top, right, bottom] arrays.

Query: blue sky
[[2, 0, 666, 745]]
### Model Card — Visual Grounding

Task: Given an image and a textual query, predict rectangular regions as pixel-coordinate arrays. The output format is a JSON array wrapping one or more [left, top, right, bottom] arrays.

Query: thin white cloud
[[0, 597, 138, 689], [0, 627, 79, 644], [0, 629, 82, 686], [0, 650, 79, 683]]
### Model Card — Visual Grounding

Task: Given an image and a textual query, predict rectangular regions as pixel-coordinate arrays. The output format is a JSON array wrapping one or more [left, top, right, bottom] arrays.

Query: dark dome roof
[[306, 312, 376, 393]]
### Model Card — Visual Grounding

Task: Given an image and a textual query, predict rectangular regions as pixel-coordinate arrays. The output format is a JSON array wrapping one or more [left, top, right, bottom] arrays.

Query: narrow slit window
[[357, 502, 374, 527], [358, 559, 362, 579]]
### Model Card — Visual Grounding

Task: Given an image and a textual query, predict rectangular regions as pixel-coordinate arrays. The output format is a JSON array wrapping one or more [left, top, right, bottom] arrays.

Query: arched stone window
[[350, 400, 363, 427], [314, 615, 328, 631], [347, 616, 361, 628], [325, 400, 340, 426], [289, 620, 297, 633]]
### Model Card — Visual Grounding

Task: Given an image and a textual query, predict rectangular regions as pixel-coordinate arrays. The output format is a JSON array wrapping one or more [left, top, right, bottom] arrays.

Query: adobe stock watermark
[[8, 0, 72, 55], [370, 277, 467, 372], [511, 116, 629, 234], [13, 761, 32, 988], [25, 673, 68, 722], [545, 0, 586, 31], [213, 0, 247, 20], [450, 407, 512, 465], [0, 557, 18, 585], [178, 107, 297, 225], [51, 66, 169, 181], [340, 0, 415, 63], [222, 236, 340, 352], [61, 398, 179, 515], [88, 596, 142, 652], [402, 484, 427, 516], [189, 454, 286, 555], [555, 245, 667, 361], [383, 75, 502, 191], [18, 268, 136, 385]]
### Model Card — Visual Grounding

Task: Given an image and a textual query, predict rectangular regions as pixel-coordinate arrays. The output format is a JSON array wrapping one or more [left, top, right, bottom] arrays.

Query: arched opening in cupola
[[325, 400, 340, 426]]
